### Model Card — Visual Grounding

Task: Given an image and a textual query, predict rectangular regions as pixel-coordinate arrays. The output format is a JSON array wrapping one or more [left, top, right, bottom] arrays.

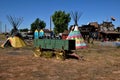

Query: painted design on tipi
[[66, 26, 87, 49]]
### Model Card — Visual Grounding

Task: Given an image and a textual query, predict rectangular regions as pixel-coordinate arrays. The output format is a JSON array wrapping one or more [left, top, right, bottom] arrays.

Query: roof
[[89, 22, 99, 28], [62, 30, 69, 34], [101, 31, 120, 34], [43, 29, 52, 33]]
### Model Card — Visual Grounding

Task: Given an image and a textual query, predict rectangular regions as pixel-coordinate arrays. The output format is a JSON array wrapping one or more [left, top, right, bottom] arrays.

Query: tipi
[[1, 16, 26, 48], [66, 11, 87, 49], [67, 25, 87, 49], [1, 36, 26, 48]]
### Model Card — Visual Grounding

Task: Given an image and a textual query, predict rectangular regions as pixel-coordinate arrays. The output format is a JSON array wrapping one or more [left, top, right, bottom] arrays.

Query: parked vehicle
[[26, 32, 34, 39], [21, 32, 33, 39]]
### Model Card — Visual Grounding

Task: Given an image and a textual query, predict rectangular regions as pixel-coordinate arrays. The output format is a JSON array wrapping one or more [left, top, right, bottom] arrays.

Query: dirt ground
[[0, 37, 120, 80]]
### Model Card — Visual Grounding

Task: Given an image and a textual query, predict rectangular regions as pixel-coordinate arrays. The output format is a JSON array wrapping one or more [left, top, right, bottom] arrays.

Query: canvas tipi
[[1, 16, 26, 48], [1, 36, 26, 48], [67, 11, 87, 49], [66, 26, 87, 49]]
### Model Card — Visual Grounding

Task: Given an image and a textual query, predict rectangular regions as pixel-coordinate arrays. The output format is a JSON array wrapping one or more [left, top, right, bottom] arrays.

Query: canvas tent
[[1, 36, 26, 48], [66, 26, 87, 49], [1, 16, 26, 48]]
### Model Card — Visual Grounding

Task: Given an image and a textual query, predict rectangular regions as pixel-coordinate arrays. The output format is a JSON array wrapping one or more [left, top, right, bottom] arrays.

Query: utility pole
[[50, 16, 52, 31], [0, 21, 2, 33], [5, 24, 7, 33]]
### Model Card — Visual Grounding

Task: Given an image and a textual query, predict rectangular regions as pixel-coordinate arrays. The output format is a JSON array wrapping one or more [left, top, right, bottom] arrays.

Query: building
[[79, 21, 120, 41], [99, 21, 120, 41], [79, 22, 99, 40]]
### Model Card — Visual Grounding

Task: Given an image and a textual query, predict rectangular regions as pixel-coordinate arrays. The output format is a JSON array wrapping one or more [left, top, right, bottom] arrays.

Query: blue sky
[[0, 0, 120, 32]]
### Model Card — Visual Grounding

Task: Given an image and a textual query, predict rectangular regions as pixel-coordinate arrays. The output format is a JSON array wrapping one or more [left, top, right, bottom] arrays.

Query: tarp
[[101, 41, 120, 47]]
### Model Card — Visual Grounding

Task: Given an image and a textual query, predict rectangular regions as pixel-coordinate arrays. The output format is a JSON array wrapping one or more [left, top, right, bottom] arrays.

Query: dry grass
[[0, 34, 120, 80]]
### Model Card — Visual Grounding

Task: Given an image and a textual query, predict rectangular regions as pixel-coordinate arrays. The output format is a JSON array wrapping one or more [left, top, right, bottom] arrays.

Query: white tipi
[[66, 26, 87, 49]]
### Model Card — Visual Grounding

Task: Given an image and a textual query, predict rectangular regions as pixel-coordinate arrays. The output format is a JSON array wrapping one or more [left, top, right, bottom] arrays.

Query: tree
[[30, 18, 46, 32], [71, 11, 82, 26], [19, 28, 29, 32], [116, 27, 120, 32], [52, 10, 71, 34]]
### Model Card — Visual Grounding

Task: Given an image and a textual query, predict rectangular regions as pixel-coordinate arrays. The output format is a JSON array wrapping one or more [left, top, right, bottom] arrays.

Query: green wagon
[[33, 39, 75, 60]]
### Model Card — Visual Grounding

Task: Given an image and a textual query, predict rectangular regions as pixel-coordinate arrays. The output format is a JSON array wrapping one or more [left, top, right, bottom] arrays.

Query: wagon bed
[[34, 39, 75, 51]]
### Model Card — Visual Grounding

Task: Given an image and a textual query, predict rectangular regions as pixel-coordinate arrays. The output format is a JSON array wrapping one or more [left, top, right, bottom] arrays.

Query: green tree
[[19, 28, 29, 32], [116, 27, 120, 32], [30, 18, 46, 32], [52, 10, 71, 34]]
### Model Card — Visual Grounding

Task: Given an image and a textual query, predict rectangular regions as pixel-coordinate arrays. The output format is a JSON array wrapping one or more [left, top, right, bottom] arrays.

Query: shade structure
[[66, 26, 87, 49]]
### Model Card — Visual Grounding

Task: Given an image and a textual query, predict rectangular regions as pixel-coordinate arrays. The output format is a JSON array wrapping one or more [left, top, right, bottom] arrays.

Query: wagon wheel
[[33, 46, 42, 57], [56, 46, 66, 60]]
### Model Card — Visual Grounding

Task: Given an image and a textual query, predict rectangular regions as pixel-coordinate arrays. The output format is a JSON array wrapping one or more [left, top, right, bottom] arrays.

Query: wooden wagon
[[33, 39, 75, 60]]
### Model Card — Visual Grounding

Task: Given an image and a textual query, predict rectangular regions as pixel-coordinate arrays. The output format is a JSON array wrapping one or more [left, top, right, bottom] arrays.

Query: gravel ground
[[0, 42, 120, 80]]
